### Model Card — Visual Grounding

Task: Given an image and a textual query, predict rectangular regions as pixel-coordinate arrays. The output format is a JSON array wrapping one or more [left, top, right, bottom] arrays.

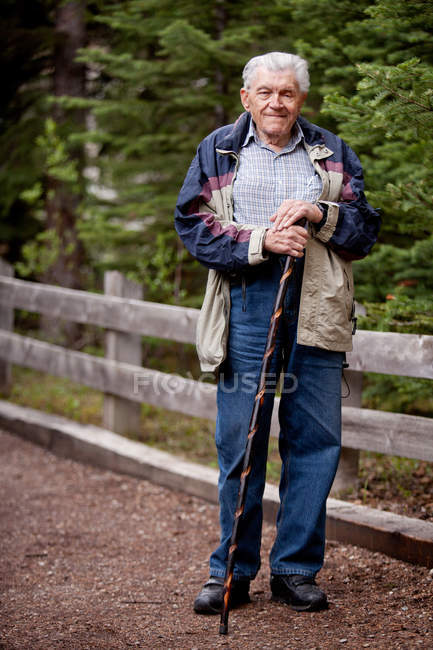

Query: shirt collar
[[241, 117, 304, 152]]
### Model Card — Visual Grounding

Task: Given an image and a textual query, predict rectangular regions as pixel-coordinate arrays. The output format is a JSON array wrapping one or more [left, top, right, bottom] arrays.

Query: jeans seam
[[210, 570, 253, 581], [271, 569, 316, 578]]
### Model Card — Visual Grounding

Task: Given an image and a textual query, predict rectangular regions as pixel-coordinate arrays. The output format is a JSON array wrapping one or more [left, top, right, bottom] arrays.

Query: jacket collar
[[215, 112, 326, 154], [297, 115, 326, 147], [215, 112, 251, 153]]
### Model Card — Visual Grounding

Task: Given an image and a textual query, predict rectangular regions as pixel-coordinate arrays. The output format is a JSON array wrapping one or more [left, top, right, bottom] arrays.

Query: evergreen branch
[[413, 187, 433, 209], [363, 70, 432, 113]]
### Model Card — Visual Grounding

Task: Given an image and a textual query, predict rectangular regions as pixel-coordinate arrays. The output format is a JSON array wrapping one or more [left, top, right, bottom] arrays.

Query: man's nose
[[269, 93, 283, 108]]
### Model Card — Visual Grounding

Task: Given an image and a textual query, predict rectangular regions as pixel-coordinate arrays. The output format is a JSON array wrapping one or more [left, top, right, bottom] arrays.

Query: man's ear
[[240, 87, 249, 111]]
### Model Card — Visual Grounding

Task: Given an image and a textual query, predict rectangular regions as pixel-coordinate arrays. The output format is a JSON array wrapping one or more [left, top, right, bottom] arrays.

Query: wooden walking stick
[[219, 250, 298, 636]]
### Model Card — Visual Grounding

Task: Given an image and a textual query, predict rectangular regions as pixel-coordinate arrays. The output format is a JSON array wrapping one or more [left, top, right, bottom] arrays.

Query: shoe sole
[[271, 594, 328, 612], [193, 605, 221, 615], [194, 596, 251, 616]]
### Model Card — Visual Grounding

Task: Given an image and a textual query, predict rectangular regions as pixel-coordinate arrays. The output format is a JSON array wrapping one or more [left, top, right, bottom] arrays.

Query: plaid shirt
[[233, 119, 323, 227]]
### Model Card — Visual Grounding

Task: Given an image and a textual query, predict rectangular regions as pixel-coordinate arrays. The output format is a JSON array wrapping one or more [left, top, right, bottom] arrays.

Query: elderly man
[[175, 52, 380, 614]]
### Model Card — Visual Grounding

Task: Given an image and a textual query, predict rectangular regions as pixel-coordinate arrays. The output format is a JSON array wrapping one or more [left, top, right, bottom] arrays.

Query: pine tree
[[285, 0, 433, 416], [0, 1, 97, 293], [61, 0, 296, 303], [280, 0, 433, 334], [320, 1, 433, 334], [43, 0, 87, 291], [0, 0, 56, 263]]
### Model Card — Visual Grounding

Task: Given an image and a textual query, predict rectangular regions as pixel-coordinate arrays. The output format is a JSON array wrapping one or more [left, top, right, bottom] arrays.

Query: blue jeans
[[209, 256, 344, 580]]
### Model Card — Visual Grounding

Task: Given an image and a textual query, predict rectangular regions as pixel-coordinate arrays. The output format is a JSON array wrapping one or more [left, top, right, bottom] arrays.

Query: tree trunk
[[214, 0, 228, 128], [41, 1, 87, 343], [45, 0, 86, 288]]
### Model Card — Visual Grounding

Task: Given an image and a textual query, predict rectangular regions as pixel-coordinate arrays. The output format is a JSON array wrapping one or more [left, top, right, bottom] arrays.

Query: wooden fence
[[0, 258, 432, 493]]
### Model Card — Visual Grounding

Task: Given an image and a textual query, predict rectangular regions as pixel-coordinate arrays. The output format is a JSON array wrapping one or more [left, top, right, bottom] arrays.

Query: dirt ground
[[1, 429, 433, 650]]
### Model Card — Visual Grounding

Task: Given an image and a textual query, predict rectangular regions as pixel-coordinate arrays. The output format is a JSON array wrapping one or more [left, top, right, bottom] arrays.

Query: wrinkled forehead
[[246, 66, 300, 92]]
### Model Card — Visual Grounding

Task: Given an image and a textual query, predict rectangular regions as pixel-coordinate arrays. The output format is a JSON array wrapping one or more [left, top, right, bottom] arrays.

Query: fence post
[[0, 259, 14, 396], [331, 369, 363, 495], [103, 271, 142, 436]]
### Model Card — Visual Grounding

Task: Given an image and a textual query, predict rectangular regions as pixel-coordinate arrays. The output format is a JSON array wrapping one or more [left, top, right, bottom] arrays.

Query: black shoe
[[270, 574, 328, 612], [193, 577, 251, 615]]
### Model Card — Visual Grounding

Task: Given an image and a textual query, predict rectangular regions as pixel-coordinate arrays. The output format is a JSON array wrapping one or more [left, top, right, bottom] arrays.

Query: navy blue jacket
[[175, 112, 380, 272]]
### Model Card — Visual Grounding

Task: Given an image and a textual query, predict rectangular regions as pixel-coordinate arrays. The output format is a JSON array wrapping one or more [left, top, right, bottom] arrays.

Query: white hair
[[242, 52, 310, 93]]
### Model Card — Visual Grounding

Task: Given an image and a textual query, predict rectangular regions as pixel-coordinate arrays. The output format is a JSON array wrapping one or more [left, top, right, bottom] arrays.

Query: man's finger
[[276, 210, 305, 230]]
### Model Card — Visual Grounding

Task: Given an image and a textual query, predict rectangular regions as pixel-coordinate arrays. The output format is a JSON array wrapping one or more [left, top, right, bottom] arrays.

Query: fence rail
[[0, 275, 198, 344], [0, 266, 432, 492], [1, 275, 432, 377]]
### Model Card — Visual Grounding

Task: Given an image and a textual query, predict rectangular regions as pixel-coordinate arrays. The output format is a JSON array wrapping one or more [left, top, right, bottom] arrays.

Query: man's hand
[[264, 225, 309, 257], [270, 199, 322, 231]]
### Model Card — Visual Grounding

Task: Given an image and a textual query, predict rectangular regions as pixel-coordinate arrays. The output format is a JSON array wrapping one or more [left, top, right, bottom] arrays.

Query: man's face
[[240, 67, 307, 145]]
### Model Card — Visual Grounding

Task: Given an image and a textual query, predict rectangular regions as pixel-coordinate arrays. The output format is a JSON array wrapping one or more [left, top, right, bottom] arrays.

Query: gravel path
[[1, 429, 433, 649]]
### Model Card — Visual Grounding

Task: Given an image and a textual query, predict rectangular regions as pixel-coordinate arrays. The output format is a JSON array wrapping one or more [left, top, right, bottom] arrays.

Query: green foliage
[[60, 0, 297, 300], [17, 118, 82, 278], [327, 54, 433, 334], [36, 118, 80, 186], [308, 0, 433, 338], [292, 0, 433, 412], [4, 0, 433, 314], [2, 1, 433, 417], [15, 229, 61, 278], [135, 232, 187, 304], [324, 58, 433, 232], [353, 235, 433, 333], [362, 373, 433, 416], [7, 366, 217, 464], [0, 0, 56, 262]]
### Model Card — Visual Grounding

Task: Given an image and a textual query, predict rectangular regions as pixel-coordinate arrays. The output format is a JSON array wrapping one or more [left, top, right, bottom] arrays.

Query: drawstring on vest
[[341, 352, 351, 398]]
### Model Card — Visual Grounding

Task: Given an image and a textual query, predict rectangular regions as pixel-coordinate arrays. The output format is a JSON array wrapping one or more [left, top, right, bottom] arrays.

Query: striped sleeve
[[316, 144, 381, 261], [175, 145, 267, 272]]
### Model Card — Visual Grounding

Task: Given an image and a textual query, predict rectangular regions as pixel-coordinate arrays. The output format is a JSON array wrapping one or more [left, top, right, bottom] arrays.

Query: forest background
[[1, 0, 432, 418]]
